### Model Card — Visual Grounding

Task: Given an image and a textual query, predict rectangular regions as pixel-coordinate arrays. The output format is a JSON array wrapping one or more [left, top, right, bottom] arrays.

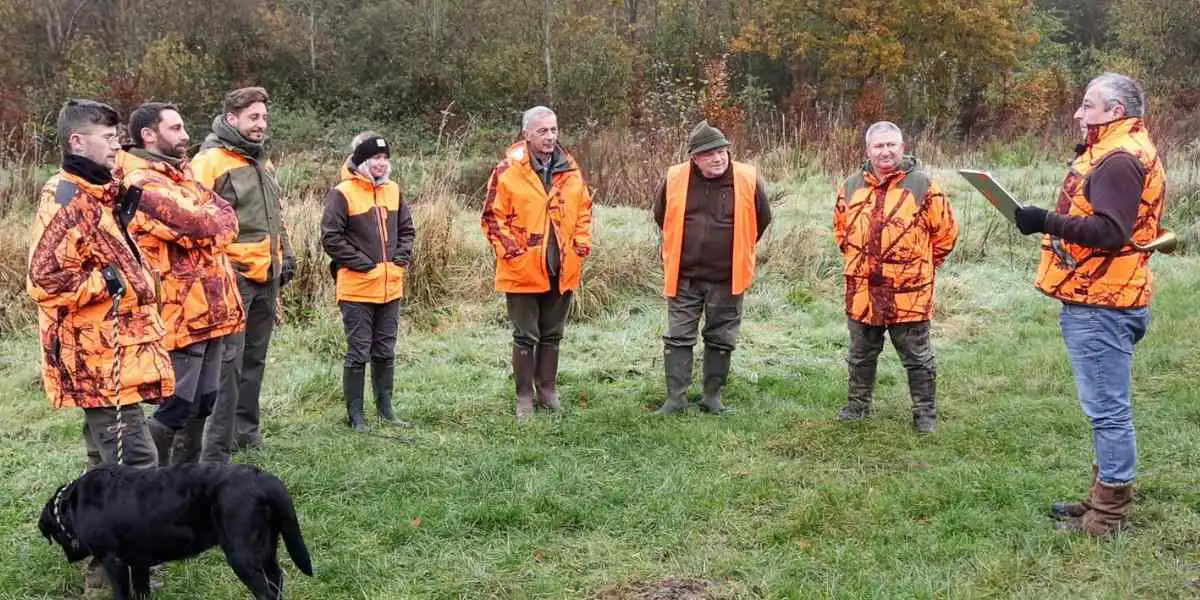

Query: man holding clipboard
[[963, 73, 1168, 538]]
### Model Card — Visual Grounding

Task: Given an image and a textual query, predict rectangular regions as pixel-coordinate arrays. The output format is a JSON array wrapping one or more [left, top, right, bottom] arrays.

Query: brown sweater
[[1044, 152, 1145, 250], [652, 163, 772, 283]]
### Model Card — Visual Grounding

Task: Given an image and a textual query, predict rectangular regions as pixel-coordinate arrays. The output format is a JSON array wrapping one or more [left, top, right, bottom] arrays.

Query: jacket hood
[[341, 158, 392, 187]]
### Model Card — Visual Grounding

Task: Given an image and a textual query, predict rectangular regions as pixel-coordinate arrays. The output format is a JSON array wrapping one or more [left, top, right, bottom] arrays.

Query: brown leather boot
[[1050, 464, 1098, 520], [535, 345, 561, 412], [1080, 481, 1134, 537], [513, 345, 536, 423]]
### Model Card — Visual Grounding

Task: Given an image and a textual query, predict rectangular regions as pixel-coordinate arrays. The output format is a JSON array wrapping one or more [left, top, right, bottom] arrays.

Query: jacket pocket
[[336, 263, 385, 301]]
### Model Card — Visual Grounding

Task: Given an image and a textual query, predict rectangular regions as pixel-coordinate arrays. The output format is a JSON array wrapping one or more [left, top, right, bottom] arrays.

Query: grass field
[[1, 162, 1198, 599]]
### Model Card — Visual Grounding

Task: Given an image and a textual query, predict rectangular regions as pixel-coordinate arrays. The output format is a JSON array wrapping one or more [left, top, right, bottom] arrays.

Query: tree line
[[2, 0, 1198, 154]]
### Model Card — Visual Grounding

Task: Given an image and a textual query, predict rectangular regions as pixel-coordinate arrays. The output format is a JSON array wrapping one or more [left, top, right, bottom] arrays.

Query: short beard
[[156, 141, 186, 159]]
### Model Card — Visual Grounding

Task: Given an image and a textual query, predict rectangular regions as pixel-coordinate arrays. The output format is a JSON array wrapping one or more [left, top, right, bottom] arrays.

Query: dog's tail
[[263, 476, 314, 576]]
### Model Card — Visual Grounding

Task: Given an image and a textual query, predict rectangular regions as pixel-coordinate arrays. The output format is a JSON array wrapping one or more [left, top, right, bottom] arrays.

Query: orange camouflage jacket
[[480, 141, 593, 294], [119, 149, 245, 351], [833, 158, 958, 325], [26, 166, 175, 409], [1035, 118, 1166, 308]]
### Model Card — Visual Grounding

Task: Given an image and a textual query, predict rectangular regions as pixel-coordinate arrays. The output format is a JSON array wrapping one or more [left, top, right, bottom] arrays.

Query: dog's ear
[[37, 501, 56, 543]]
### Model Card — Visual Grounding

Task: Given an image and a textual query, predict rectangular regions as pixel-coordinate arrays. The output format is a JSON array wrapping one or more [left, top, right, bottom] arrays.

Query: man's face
[[522, 114, 558, 156], [1074, 85, 1125, 135], [364, 154, 389, 179], [866, 130, 904, 176], [144, 109, 190, 158], [226, 101, 269, 142], [71, 124, 120, 169], [692, 147, 730, 179]]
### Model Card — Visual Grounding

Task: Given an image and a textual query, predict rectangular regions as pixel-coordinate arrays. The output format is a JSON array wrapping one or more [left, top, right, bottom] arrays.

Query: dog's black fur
[[38, 462, 312, 600]]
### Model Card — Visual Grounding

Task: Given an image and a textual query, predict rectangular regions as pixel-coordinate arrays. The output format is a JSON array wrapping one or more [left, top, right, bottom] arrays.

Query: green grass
[[2, 165, 1199, 599]]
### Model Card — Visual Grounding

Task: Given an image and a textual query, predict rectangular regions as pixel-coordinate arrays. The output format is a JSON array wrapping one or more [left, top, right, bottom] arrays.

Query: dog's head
[[38, 482, 90, 562]]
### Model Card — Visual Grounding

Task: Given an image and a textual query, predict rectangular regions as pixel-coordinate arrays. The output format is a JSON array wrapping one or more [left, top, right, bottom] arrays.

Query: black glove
[[1015, 206, 1049, 235], [279, 256, 297, 287], [101, 265, 125, 297], [115, 186, 142, 228]]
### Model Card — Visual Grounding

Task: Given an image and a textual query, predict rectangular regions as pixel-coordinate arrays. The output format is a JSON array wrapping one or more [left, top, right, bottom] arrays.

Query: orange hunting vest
[[661, 161, 758, 297], [1035, 118, 1166, 308]]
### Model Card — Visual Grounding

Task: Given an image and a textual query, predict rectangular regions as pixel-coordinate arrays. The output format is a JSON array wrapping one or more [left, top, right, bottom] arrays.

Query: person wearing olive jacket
[[321, 132, 415, 431], [192, 86, 295, 452]]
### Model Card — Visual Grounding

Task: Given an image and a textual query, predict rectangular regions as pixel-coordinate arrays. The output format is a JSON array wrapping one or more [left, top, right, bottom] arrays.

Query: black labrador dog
[[38, 462, 313, 600]]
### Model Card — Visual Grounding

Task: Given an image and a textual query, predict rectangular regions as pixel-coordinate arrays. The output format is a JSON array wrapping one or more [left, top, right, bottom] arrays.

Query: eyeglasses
[[79, 131, 121, 143]]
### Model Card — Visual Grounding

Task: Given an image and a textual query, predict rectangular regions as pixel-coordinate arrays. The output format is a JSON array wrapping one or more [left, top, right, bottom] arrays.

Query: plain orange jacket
[[1035, 118, 1166, 308], [480, 141, 593, 294], [661, 161, 759, 297]]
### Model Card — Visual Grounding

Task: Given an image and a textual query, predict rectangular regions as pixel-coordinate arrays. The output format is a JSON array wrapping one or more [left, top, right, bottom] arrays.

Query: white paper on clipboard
[[957, 169, 1021, 224]]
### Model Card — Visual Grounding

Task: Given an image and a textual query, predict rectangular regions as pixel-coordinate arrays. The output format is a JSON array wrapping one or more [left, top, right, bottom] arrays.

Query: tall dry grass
[[0, 125, 48, 333], [2, 122, 1199, 334]]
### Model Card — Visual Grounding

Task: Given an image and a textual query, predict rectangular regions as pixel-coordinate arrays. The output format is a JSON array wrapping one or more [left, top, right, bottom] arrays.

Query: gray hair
[[1087, 72, 1145, 117], [521, 106, 556, 132], [350, 130, 381, 150], [864, 121, 903, 146]]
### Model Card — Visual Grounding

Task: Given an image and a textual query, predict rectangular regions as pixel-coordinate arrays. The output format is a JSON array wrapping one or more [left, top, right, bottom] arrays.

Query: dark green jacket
[[192, 115, 293, 283]]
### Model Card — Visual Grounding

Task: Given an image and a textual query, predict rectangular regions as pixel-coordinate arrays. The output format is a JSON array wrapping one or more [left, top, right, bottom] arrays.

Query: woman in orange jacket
[[321, 132, 415, 431]]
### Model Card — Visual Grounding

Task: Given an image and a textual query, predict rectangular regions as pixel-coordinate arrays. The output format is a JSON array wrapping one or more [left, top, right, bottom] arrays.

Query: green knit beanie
[[688, 120, 730, 155]]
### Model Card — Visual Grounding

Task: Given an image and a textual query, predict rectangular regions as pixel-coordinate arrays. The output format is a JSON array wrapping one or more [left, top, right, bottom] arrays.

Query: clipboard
[[957, 169, 1021, 223]]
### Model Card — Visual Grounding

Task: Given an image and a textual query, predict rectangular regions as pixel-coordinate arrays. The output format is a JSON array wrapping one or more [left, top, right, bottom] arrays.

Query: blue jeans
[[1059, 303, 1150, 485]]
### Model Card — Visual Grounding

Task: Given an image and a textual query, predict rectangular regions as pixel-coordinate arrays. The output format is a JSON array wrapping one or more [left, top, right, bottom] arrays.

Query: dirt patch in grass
[[588, 577, 737, 600]]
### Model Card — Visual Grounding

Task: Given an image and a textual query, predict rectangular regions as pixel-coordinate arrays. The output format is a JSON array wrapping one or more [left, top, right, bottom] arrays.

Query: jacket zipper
[[254, 165, 277, 279], [374, 184, 389, 302]]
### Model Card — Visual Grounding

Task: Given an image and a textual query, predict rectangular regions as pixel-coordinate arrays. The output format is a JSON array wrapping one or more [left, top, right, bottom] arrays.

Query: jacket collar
[[862, 155, 919, 187], [340, 159, 392, 188], [59, 164, 115, 201], [1085, 117, 1144, 148], [505, 140, 576, 173], [119, 148, 191, 182]]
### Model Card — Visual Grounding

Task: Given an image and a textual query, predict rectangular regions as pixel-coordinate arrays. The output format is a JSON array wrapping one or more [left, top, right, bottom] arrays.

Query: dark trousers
[[212, 274, 279, 454], [663, 278, 744, 352], [340, 300, 401, 366], [846, 318, 936, 416], [153, 339, 222, 430], [82, 405, 158, 470], [505, 287, 573, 350]]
